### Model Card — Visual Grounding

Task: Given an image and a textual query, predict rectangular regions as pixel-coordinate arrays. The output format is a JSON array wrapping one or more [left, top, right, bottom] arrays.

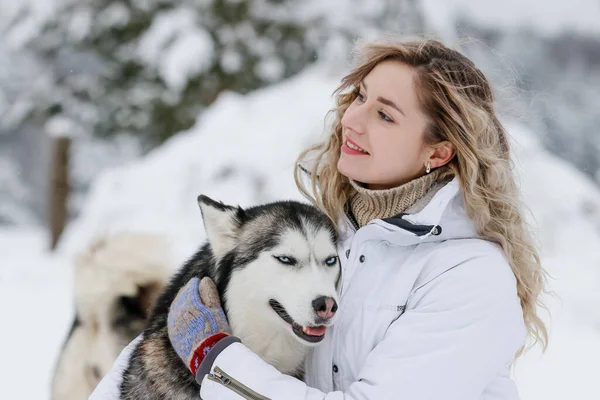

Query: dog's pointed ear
[[197, 195, 244, 258]]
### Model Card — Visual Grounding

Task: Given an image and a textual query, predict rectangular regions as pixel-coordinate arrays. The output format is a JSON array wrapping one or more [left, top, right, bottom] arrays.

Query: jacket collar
[[297, 162, 479, 246], [341, 177, 480, 247]]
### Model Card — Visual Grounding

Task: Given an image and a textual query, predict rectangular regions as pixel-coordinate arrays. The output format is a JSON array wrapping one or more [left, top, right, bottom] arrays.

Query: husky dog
[[51, 233, 171, 400], [119, 195, 341, 399]]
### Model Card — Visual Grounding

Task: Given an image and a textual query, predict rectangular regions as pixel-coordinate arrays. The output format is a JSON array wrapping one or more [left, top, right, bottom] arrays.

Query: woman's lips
[[342, 138, 369, 155]]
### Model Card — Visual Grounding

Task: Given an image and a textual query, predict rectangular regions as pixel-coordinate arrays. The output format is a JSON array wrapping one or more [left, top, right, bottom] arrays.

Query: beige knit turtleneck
[[348, 168, 443, 228]]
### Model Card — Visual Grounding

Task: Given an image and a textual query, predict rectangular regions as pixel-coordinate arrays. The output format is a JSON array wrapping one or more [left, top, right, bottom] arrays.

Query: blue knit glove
[[167, 277, 234, 377]]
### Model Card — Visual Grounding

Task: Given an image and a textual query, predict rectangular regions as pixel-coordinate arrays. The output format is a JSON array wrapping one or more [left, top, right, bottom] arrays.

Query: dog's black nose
[[312, 296, 338, 320]]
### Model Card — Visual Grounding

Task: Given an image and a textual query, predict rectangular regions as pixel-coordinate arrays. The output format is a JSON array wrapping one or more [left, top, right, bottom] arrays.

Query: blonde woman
[[92, 38, 547, 399]]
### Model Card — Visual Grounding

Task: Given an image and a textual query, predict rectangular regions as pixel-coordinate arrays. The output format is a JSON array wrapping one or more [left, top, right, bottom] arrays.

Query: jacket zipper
[[206, 366, 271, 400], [343, 202, 360, 231]]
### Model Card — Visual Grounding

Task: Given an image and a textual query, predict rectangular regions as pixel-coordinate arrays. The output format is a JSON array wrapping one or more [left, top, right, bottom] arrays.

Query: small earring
[[426, 162, 431, 174]]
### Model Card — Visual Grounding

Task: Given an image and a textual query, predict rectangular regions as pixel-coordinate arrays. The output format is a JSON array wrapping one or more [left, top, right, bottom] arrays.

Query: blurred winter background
[[1, 0, 599, 398]]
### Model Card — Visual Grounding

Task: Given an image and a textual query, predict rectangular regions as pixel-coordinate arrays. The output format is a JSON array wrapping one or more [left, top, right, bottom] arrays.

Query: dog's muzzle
[[268, 299, 328, 343]]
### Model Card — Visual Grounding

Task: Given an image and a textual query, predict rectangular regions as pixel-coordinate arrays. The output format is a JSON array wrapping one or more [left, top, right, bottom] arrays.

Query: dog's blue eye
[[325, 256, 338, 266], [275, 256, 294, 265]]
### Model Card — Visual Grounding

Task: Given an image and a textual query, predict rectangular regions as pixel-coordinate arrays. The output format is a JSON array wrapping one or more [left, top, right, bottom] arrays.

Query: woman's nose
[[341, 103, 367, 135]]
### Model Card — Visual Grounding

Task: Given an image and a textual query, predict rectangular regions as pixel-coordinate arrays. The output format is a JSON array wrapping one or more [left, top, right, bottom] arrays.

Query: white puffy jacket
[[91, 177, 526, 399]]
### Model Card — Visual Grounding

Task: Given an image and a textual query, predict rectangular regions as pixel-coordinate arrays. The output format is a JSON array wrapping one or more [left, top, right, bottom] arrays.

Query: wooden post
[[49, 136, 71, 250]]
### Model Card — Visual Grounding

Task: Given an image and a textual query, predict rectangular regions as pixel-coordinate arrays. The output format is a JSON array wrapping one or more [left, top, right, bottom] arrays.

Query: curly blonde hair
[[294, 37, 548, 355]]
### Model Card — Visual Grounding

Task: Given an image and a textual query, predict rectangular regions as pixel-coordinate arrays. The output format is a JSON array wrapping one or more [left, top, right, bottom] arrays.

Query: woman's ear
[[427, 141, 455, 169]]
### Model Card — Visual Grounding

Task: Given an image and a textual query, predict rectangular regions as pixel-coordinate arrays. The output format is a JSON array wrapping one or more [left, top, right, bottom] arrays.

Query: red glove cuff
[[189, 332, 229, 375]]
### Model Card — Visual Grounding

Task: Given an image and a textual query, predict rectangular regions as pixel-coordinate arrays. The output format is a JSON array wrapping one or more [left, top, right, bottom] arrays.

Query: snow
[[0, 228, 72, 399], [96, 2, 130, 30], [65, 6, 93, 41], [255, 56, 286, 83], [422, 0, 600, 38], [45, 116, 84, 138], [1, 65, 599, 399], [0, 158, 35, 225], [0, 0, 61, 49], [136, 8, 214, 92], [55, 65, 341, 265], [506, 122, 600, 399]]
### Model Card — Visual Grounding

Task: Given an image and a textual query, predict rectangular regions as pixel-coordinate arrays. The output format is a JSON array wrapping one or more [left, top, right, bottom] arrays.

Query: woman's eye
[[379, 111, 393, 123], [356, 92, 366, 103], [325, 256, 338, 266]]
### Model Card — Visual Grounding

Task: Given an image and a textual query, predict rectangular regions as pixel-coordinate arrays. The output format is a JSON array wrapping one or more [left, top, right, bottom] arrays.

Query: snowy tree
[[0, 0, 427, 225], [0, 41, 54, 225], [6, 0, 426, 146], [456, 20, 600, 183]]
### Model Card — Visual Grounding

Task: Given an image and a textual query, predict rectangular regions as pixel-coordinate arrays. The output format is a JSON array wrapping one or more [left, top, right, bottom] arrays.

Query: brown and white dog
[[50, 232, 172, 400]]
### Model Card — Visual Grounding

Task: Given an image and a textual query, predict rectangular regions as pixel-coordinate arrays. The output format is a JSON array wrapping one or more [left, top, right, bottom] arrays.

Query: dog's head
[[198, 195, 340, 347]]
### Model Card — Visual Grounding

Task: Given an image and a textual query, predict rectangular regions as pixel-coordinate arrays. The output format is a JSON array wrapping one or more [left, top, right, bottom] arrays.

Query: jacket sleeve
[[88, 334, 142, 399], [199, 255, 527, 400]]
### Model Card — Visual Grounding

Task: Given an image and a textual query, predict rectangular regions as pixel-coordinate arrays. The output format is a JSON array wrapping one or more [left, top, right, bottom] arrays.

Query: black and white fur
[[119, 195, 340, 399]]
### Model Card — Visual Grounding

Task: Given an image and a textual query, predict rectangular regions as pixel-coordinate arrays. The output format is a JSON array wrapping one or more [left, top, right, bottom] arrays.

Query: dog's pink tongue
[[303, 326, 327, 336]]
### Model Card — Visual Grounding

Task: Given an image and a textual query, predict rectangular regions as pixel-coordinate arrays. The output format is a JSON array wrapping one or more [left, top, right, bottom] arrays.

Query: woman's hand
[[167, 277, 232, 376]]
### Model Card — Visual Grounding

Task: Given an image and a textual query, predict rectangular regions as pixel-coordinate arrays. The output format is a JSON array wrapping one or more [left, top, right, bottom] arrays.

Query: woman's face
[[337, 60, 433, 190]]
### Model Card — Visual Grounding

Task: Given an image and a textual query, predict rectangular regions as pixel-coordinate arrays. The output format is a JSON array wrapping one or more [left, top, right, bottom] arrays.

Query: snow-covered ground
[[0, 228, 73, 399], [1, 65, 600, 399], [506, 123, 600, 399]]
